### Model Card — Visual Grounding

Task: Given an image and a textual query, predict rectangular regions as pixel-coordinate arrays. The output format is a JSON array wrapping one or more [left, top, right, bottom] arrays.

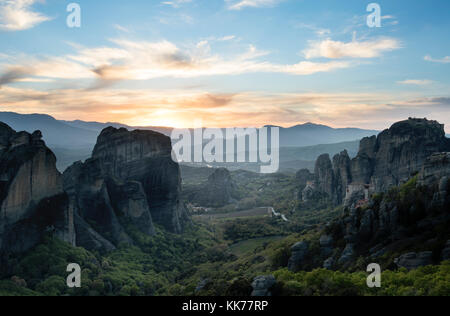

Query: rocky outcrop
[[319, 234, 334, 257], [314, 154, 336, 201], [395, 252, 433, 270], [369, 119, 449, 192], [333, 150, 352, 204], [323, 257, 334, 270], [419, 153, 450, 186], [294, 119, 450, 270], [288, 241, 309, 272], [251, 275, 276, 296], [192, 168, 238, 207], [296, 169, 314, 201], [63, 127, 187, 251], [302, 118, 450, 206], [0, 123, 75, 254], [91, 127, 186, 233], [338, 243, 355, 265], [350, 136, 377, 184], [442, 240, 450, 261]]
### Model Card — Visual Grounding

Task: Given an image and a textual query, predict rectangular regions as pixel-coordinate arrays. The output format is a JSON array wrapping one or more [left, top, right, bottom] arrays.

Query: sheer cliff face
[[63, 127, 185, 251], [0, 123, 75, 254], [369, 119, 450, 192], [314, 154, 336, 201], [310, 118, 450, 205]]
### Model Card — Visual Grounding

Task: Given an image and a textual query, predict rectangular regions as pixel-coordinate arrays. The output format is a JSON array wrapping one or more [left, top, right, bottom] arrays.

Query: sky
[[0, 0, 449, 131]]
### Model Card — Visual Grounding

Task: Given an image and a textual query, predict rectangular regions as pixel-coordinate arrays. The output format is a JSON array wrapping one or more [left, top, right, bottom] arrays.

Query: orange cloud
[[1, 86, 449, 132]]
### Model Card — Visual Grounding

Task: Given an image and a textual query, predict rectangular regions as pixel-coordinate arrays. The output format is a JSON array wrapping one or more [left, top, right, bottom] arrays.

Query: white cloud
[[424, 55, 450, 64], [218, 35, 236, 41], [113, 24, 130, 33], [303, 37, 401, 59], [0, 38, 353, 85], [296, 23, 331, 37], [227, 0, 282, 10], [397, 79, 433, 86], [161, 0, 192, 9], [0, 0, 51, 31]]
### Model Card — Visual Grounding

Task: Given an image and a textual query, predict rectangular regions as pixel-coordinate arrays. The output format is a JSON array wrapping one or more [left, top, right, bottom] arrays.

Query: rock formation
[[287, 119, 450, 271], [314, 154, 336, 202], [333, 150, 352, 204], [395, 252, 433, 270], [316, 144, 450, 269], [368, 118, 449, 192], [0, 123, 75, 255], [337, 243, 355, 265], [287, 241, 309, 272], [63, 127, 187, 251], [191, 168, 239, 207], [303, 118, 450, 206], [251, 275, 276, 296]]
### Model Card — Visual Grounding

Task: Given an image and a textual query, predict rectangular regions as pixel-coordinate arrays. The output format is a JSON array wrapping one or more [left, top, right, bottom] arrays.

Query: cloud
[[0, 38, 354, 86], [218, 35, 236, 41], [296, 23, 331, 37], [397, 79, 433, 86], [0, 66, 33, 86], [2, 83, 449, 132], [227, 0, 283, 10], [113, 24, 130, 33], [424, 55, 450, 64], [0, 0, 51, 31], [304, 37, 401, 59], [161, 0, 192, 9]]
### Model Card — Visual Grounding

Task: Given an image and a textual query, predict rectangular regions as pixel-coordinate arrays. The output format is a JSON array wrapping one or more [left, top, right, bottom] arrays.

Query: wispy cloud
[[161, 0, 192, 9], [304, 37, 401, 59], [0, 38, 354, 85], [424, 55, 450, 64], [227, 0, 283, 11], [296, 23, 331, 37], [0, 66, 32, 86], [397, 79, 433, 86], [113, 24, 131, 33], [0, 0, 51, 31]]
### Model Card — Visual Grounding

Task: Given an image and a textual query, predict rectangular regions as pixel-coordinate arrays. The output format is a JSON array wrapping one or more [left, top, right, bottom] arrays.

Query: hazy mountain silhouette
[[269, 123, 379, 147], [0, 111, 378, 171], [0, 112, 98, 147]]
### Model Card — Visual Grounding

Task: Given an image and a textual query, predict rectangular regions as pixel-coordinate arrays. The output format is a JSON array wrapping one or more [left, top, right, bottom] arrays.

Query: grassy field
[[192, 207, 271, 222], [229, 236, 285, 256]]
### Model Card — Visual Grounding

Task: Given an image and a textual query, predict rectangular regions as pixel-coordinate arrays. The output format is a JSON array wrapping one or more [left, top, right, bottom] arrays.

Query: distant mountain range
[[0, 111, 378, 171], [268, 123, 379, 147], [0, 111, 378, 146]]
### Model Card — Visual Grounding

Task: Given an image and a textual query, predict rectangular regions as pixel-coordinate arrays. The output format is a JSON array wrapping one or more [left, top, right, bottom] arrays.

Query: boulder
[[288, 241, 309, 272], [394, 251, 433, 270], [251, 275, 276, 296], [319, 235, 333, 247], [323, 257, 334, 270], [338, 243, 355, 265]]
